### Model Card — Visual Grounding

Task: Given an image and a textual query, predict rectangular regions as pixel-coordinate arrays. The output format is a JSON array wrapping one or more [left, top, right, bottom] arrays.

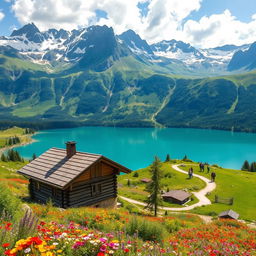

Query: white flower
[[24, 248, 31, 253]]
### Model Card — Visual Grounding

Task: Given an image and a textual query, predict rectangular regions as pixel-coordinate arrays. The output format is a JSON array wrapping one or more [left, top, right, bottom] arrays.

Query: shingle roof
[[162, 190, 191, 201], [218, 209, 239, 219], [18, 147, 131, 189]]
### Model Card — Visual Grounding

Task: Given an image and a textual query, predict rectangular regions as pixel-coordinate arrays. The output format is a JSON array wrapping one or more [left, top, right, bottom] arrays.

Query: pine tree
[[145, 156, 163, 217], [133, 172, 139, 177], [1, 153, 7, 162], [183, 155, 188, 161], [6, 149, 23, 162], [165, 154, 171, 162], [127, 179, 131, 187], [32, 153, 37, 160], [250, 162, 256, 172], [241, 160, 250, 171]]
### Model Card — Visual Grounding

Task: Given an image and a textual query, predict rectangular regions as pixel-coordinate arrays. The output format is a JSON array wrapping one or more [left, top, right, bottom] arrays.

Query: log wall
[[67, 174, 117, 208]]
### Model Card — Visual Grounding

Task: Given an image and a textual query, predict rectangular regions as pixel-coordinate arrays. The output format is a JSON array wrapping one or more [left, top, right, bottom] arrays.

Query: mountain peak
[[228, 41, 256, 71], [10, 23, 44, 43], [119, 29, 153, 55], [11, 23, 40, 37]]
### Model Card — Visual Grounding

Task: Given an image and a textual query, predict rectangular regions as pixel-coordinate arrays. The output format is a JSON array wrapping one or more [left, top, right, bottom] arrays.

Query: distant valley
[[0, 23, 256, 132]]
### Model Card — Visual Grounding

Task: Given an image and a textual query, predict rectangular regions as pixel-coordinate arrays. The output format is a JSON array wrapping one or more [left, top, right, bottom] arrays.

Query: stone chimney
[[66, 141, 76, 158]]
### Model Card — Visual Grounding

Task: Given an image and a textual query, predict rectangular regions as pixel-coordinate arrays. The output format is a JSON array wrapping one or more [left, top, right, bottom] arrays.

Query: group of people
[[199, 162, 210, 173], [187, 163, 216, 182]]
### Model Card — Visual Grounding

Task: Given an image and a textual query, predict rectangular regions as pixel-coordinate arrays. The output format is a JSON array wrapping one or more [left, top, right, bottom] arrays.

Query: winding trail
[[119, 164, 216, 211]]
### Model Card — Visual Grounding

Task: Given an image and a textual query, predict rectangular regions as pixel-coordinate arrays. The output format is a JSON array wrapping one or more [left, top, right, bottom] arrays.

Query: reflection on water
[[15, 126, 256, 170]]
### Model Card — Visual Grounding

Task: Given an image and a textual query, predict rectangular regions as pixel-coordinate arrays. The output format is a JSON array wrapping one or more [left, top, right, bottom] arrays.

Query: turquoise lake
[[16, 126, 256, 170]]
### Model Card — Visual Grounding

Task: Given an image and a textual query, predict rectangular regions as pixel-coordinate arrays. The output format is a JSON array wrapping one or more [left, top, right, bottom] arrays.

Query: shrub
[[126, 216, 166, 242], [15, 210, 38, 241], [0, 183, 22, 220], [133, 172, 139, 177]]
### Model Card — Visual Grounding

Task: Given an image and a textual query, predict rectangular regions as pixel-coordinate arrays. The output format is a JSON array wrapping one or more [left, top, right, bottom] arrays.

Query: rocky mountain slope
[[0, 24, 256, 132]]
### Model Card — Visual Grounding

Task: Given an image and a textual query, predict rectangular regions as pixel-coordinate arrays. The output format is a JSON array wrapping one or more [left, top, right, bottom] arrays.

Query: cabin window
[[52, 188, 57, 197], [35, 182, 40, 191], [91, 183, 102, 196], [91, 164, 102, 178]]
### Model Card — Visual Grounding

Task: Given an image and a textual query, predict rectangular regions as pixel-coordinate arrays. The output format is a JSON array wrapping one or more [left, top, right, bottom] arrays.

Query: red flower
[[4, 249, 16, 256], [124, 248, 130, 253], [97, 253, 105, 256], [2, 243, 10, 248], [30, 237, 43, 245]]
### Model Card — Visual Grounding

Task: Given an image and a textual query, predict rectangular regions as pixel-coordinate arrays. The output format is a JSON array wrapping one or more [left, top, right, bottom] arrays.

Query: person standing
[[211, 172, 216, 182], [188, 167, 193, 179], [190, 167, 194, 178], [207, 165, 210, 173]]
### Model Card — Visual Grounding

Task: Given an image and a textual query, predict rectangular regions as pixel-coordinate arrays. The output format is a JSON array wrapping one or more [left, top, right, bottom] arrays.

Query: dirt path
[[120, 164, 216, 211]]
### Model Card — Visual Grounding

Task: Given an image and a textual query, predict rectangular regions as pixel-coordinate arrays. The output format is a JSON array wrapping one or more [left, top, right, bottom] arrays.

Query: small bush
[[0, 183, 22, 220], [208, 211, 218, 216], [126, 216, 166, 242], [133, 172, 139, 177]]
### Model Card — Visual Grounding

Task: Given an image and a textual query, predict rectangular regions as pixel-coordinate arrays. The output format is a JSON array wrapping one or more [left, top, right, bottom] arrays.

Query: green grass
[[0, 54, 47, 72], [0, 161, 28, 197], [181, 163, 256, 221], [118, 161, 205, 207], [0, 127, 33, 148]]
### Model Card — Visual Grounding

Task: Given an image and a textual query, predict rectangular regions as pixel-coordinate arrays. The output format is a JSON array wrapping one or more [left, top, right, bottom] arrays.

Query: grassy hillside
[[119, 159, 256, 221], [181, 164, 256, 221], [1, 52, 256, 131], [0, 127, 34, 148], [118, 161, 204, 207], [0, 159, 255, 255]]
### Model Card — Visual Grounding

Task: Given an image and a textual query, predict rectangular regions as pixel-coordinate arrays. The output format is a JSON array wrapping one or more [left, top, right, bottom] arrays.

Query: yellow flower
[[10, 248, 18, 254], [38, 244, 47, 252], [57, 250, 63, 253]]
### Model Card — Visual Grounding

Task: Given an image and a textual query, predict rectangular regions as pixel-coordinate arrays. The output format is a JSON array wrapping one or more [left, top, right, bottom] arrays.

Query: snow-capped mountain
[[151, 40, 205, 65], [0, 23, 254, 74], [118, 29, 153, 55], [0, 23, 125, 66], [151, 39, 249, 68]]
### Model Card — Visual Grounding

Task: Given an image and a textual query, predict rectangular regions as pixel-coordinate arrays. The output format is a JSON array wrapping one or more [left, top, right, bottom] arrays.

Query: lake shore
[[0, 135, 37, 156]]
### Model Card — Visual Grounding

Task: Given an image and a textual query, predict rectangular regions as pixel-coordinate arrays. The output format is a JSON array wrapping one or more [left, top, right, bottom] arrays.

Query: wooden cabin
[[162, 190, 191, 205], [18, 141, 131, 208], [218, 209, 239, 220]]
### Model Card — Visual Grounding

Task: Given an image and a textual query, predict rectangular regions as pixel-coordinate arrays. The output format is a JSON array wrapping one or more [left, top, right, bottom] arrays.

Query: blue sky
[[0, 0, 256, 48]]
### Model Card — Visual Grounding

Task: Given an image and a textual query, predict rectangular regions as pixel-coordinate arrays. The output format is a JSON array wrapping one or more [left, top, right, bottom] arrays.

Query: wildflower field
[[1, 206, 256, 256], [0, 160, 255, 255]]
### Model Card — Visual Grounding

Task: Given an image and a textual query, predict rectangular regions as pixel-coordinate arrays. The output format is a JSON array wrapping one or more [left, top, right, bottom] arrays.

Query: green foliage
[[165, 154, 171, 162], [182, 164, 256, 221], [126, 216, 167, 242], [241, 160, 256, 172], [241, 160, 250, 171], [5, 136, 21, 146], [183, 155, 188, 161], [0, 183, 22, 221], [6, 149, 24, 162], [133, 172, 139, 177], [145, 156, 163, 216], [249, 162, 256, 172], [15, 210, 38, 241], [1, 153, 7, 162]]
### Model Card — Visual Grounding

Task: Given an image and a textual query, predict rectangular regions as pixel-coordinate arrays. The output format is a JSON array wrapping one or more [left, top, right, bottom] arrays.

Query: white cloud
[[0, 10, 5, 22], [183, 10, 256, 48], [9, 0, 256, 48]]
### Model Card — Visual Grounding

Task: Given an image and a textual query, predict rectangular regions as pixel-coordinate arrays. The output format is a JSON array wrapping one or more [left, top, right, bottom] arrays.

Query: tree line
[[5, 136, 21, 146], [241, 160, 256, 172], [1, 149, 24, 162]]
